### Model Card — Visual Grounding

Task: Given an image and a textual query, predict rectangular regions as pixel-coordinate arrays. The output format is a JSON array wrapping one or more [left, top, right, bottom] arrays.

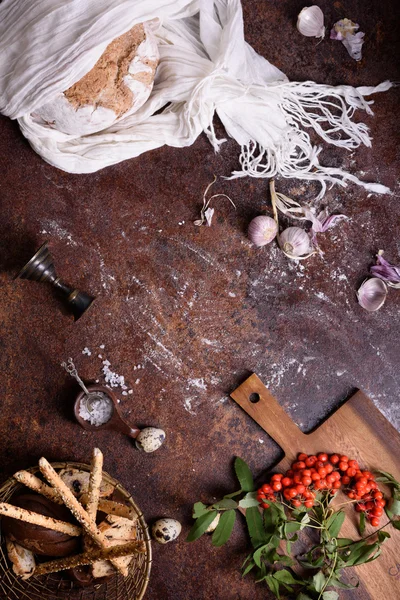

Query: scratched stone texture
[[0, 1, 399, 599]]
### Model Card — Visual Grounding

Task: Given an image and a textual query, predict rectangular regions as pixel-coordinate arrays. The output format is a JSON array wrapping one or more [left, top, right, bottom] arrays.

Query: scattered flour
[[183, 398, 197, 415], [187, 378, 207, 391], [40, 220, 77, 246]]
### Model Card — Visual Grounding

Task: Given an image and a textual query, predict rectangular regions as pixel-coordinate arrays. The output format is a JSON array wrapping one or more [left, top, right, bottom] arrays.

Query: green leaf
[[336, 538, 354, 547], [186, 510, 218, 542], [212, 509, 236, 547], [297, 594, 313, 600], [273, 570, 302, 585], [377, 530, 390, 543], [389, 497, 400, 516], [376, 470, 400, 487], [359, 511, 366, 535], [223, 489, 243, 499], [284, 521, 302, 534], [392, 520, 400, 530], [298, 555, 324, 569], [344, 542, 379, 566], [242, 559, 256, 577], [246, 506, 266, 548], [192, 502, 208, 518], [265, 574, 280, 597], [329, 576, 358, 590], [212, 498, 238, 510], [326, 510, 345, 538], [322, 592, 339, 600], [253, 544, 270, 567], [239, 492, 261, 509], [234, 457, 255, 492], [312, 571, 326, 593]]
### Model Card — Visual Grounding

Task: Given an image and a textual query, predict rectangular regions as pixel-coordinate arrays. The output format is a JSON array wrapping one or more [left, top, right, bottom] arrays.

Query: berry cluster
[[256, 452, 385, 527]]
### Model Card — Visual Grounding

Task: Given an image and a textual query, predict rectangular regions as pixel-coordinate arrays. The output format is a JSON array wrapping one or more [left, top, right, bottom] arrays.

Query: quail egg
[[152, 518, 181, 544], [135, 427, 166, 453], [205, 513, 220, 533]]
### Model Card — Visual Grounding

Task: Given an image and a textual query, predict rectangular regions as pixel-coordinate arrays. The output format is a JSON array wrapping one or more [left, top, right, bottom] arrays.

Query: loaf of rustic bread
[[33, 22, 159, 135]]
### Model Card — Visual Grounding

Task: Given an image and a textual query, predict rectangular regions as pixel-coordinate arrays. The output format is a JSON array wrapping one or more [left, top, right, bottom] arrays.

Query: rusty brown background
[[0, 1, 399, 599]]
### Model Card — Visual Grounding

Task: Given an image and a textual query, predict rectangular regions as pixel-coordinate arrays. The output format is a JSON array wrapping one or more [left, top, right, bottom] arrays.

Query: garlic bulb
[[297, 6, 325, 39], [248, 216, 278, 247], [357, 278, 387, 312], [279, 227, 312, 258]]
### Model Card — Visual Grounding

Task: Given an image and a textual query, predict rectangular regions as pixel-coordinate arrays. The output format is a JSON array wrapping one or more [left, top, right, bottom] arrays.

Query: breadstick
[[86, 448, 103, 520], [34, 540, 146, 576], [80, 495, 136, 520], [13, 471, 62, 504], [0, 503, 81, 536], [38, 457, 125, 575]]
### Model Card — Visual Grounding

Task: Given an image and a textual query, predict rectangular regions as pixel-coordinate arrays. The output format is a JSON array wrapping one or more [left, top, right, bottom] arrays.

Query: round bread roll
[[33, 22, 159, 135], [2, 493, 80, 557]]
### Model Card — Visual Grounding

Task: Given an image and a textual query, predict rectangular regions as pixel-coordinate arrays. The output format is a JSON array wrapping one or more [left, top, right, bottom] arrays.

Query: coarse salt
[[79, 392, 113, 426], [102, 360, 125, 388], [82, 347, 92, 356]]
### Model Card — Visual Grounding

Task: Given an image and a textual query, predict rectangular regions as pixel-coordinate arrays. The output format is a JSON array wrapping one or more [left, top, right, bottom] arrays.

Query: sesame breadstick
[[86, 448, 103, 520], [13, 471, 62, 504], [80, 495, 136, 520], [34, 540, 146, 576], [0, 503, 81, 536], [38, 457, 125, 575]]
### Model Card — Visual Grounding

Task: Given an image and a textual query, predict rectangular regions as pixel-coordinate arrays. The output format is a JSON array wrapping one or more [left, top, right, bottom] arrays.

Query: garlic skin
[[279, 227, 312, 258], [330, 19, 364, 61], [370, 251, 400, 289], [357, 278, 387, 312], [297, 6, 325, 39], [248, 216, 278, 247]]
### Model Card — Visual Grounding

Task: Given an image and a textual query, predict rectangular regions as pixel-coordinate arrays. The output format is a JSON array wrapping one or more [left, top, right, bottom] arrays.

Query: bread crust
[[6, 539, 36, 580], [34, 22, 159, 135]]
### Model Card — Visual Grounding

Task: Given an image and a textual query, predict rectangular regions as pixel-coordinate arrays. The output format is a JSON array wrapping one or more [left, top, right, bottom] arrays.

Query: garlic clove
[[279, 227, 313, 259], [248, 216, 278, 247], [297, 6, 325, 39], [357, 278, 387, 312]]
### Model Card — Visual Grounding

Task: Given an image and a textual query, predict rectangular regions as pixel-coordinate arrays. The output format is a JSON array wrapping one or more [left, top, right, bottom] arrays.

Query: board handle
[[231, 374, 307, 451]]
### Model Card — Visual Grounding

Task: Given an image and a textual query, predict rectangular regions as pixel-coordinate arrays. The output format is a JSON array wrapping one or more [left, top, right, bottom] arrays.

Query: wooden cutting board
[[231, 374, 400, 600]]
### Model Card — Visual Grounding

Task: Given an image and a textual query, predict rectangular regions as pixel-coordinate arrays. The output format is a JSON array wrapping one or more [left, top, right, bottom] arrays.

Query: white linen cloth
[[0, 0, 392, 198]]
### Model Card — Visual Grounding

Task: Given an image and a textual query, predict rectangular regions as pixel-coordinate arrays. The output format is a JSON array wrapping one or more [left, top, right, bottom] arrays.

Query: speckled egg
[[152, 518, 181, 544], [135, 427, 166, 453]]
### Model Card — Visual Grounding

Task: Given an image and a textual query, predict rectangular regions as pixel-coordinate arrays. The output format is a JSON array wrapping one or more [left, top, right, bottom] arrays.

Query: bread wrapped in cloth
[[33, 22, 159, 135]]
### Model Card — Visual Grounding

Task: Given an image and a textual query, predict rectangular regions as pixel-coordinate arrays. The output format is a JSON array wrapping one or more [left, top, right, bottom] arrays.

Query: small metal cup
[[15, 242, 95, 321]]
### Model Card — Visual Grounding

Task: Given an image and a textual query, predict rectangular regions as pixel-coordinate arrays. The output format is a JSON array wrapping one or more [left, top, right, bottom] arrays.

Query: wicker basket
[[0, 462, 151, 600]]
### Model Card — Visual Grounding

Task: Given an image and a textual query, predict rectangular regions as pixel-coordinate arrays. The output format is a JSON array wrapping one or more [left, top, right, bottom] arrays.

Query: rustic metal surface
[[0, 1, 399, 599]]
